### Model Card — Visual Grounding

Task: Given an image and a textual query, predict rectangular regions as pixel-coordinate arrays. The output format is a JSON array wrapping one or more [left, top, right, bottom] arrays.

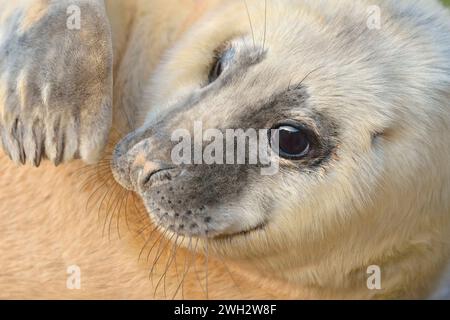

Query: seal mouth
[[213, 221, 268, 240]]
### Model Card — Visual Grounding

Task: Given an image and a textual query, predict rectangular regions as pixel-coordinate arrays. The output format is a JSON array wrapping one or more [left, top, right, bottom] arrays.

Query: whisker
[[106, 184, 122, 240], [110, 125, 129, 139], [262, 0, 268, 53], [95, 157, 113, 165], [96, 156, 113, 164], [173, 235, 185, 285], [136, 221, 154, 238], [138, 223, 161, 261], [97, 181, 115, 223], [84, 179, 110, 214], [217, 255, 243, 296], [297, 66, 323, 89], [155, 235, 179, 299], [151, 232, 174, 296], [147, 229, 168, 264], [149, 236, 168, 289], [73, 163, 110, 178], [169, 235, 186, 298], [101, 183, 120, 238], [132, 194, 149, 227], [181, 237, 192, 300], [288, 78, 293, 91], [172, 238, 199, 300], [244, 0, 256, 49], [78, 166, 111, 183], [79, 167, 112, 191], [123, 192, 132, 232], [116, 192, 128, 238], [115, 189, 133, 237], [135, 212, 153, 233], [76, 156, 112, 169], [193, 248, 206, 296], [147, 229, 170, 289], [205, 240, 209, 300], [109, 188, 127, 240]]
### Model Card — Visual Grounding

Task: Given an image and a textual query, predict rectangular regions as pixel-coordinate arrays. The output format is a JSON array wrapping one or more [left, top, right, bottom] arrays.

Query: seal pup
[[112, 0, 450, 299]]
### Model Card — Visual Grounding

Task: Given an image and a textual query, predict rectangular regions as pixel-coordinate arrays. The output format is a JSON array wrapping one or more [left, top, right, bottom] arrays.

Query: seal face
[[111, 2, 343, 240], [112, 0, 450, 285], [112, 44, 340, 239]]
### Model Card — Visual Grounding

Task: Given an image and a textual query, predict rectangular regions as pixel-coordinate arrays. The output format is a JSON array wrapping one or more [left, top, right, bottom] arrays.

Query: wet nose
[[111, 137, 176, 192], [111, 136, 151, 191]]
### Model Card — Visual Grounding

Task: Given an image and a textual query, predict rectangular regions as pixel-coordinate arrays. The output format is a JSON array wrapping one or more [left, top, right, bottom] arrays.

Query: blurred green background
[[443, 0, 450, 7]]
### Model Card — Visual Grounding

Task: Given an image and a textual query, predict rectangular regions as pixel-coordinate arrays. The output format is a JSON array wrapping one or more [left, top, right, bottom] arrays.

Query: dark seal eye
[[271, 125, 311, 159]]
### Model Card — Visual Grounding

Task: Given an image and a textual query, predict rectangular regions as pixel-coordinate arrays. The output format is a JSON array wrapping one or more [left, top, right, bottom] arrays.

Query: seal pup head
[[112, 0, 450, 294]]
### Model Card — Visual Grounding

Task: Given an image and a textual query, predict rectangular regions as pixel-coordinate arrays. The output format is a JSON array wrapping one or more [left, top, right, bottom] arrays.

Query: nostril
[[138, 166, 178, 191], [112, 136, 154, 191], [140, 171, 153, 188], [111, 134, 177, 192]]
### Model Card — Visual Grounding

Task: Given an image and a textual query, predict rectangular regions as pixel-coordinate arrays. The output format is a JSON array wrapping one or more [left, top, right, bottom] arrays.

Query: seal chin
[[142, 190, 268, 240]]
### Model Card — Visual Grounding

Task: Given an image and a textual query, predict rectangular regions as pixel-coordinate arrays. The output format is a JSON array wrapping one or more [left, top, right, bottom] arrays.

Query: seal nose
[[111, 136, 177, 192], [111, 137, 151, 191]]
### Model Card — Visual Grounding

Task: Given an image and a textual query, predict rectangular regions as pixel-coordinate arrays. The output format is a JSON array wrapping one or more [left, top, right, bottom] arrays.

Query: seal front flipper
[[0, 0, 113, 166]]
